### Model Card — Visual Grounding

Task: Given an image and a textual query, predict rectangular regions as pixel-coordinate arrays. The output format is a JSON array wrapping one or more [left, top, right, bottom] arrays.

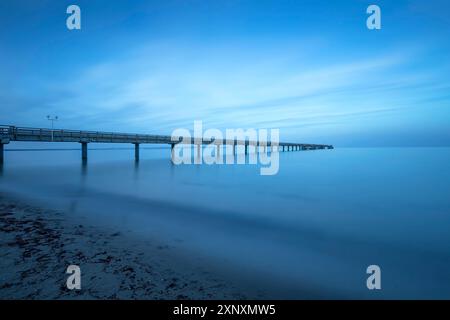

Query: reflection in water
[[81, 158, 88, 177], [1, 147, 450, 298], [133, 159, 141, 184]]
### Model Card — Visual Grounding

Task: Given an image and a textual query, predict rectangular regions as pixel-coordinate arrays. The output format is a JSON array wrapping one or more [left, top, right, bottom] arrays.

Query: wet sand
[[0, 193, 253, 299]]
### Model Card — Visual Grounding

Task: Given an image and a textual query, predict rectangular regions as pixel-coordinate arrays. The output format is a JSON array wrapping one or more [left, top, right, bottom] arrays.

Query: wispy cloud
[[21, 43, 415, 130]]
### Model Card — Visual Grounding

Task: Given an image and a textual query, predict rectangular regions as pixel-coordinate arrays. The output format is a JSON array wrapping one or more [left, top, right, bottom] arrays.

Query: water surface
[[1, 144, 450, 298]]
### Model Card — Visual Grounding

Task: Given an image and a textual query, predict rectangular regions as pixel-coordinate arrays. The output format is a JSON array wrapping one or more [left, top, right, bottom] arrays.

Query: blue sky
[[0, 0, 449, 146]]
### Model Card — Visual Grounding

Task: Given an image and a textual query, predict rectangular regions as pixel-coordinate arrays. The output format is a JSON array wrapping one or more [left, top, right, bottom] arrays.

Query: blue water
[[1, 144, 450, 299]]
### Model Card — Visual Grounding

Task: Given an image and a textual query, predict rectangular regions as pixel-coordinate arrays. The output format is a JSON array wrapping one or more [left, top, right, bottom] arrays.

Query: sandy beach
[[0, 192, 253, 299]]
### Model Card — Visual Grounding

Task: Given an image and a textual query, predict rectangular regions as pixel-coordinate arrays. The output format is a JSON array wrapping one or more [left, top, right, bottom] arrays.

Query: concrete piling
[[217, 144, 221, 157], [134, 143, 140, 161], [0, 143, 3, 164], [81, 142, 88, 160]]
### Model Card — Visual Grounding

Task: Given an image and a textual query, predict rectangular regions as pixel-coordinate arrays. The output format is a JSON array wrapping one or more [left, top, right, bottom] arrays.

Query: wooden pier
[[0, 125, 333, 163]]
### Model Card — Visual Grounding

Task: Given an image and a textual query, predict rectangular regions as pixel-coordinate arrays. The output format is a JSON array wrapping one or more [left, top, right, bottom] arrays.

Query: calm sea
[[1, 144, 450, 299]]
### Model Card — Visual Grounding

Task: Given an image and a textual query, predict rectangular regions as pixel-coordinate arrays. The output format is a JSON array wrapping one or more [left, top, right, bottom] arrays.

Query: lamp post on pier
[[47, 115, 58, 141]]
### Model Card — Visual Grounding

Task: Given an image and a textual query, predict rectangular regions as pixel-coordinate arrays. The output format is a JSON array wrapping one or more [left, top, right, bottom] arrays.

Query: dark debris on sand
[[0, 195, 247, 299]]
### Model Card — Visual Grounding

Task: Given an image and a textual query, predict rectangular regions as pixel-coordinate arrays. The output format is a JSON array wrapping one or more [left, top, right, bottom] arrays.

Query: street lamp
[[47, 115, 58, 141]]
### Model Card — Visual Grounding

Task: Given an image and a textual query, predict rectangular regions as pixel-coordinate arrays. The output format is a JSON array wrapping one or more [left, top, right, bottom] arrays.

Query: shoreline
[[0, 192, 253, 299]]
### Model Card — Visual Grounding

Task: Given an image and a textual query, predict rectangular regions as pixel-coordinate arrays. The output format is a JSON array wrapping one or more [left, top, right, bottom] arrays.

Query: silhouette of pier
[[0, 125, 333, 163]]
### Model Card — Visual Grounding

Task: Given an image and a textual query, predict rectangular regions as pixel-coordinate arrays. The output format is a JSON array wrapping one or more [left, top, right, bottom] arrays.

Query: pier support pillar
[[244, 143, 248, 155], [134, 143, 140, 161], [216, 144, 221, 157], [0, 143, 3, 164], [233, 142, 236, 155], [81, 142, 88, 161], [170, 143, 175, 159]]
